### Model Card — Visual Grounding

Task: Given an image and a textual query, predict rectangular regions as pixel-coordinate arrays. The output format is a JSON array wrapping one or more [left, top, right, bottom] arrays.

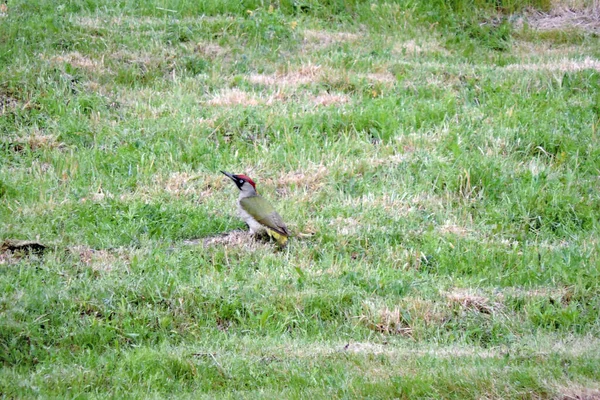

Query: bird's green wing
[[240, 196, 290, 237]]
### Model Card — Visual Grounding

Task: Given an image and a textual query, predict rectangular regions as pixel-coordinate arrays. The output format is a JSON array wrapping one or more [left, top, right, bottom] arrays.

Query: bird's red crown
[[235, 174, 256, 189]]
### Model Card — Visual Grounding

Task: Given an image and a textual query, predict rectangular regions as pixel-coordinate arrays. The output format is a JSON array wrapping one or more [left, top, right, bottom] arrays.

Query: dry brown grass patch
[[267, 164, 328, 197], [445, 289, 495, 314], [303, 29, 360, 49], [3, 131, 64, 153], [556, 384, 600, 400], [194, 42, 227, 58], [247, 64, 323, 87], [505, 57, 600, 72], [329, 216, 361, 236], [69, 246, 129, 272], [162, 172, 199, 196], [50, 52, 102, 72], [526, 4, 600, 33], [360, 298, 446, 336], [207, 88, 276, 106], [361, 72, 396, 83], [153, 171, 226, 198], [193, 230, 265, 251], [438, 221, 471, 237], [370, 307, 413, 336], [393, 39, 449, 55], [309, 92, 350, 106]]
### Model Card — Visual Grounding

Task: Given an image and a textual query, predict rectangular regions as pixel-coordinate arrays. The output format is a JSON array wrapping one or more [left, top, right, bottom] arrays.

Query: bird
[[221, 171, 290, 246]]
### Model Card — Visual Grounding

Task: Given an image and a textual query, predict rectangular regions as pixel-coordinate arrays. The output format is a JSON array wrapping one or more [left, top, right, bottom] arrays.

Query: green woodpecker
[[221, 171, 290, 246]]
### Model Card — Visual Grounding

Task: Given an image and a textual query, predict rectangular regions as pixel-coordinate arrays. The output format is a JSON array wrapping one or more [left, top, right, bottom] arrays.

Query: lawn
[[1, 0, 600, 398]]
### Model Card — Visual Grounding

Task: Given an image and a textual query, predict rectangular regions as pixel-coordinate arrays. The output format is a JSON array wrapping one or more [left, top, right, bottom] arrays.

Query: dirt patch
[[0, 240, 46, 265]]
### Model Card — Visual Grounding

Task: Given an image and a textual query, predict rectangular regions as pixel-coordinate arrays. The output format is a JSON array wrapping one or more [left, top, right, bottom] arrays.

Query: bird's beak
[[221, 171, 235, 181]]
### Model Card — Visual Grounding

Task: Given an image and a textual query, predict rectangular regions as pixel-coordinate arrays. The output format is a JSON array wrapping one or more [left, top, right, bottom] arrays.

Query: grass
[[1, 0, 600, 398]]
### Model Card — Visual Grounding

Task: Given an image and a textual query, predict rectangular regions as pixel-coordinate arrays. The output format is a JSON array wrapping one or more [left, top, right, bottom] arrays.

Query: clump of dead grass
[[194, 42, 227, 58], [50, 52, 102, 72], [393, 39, 449, 55], [192, 230, 265, 251], [555, 384, 600, 400], [207, 88, 289, 106], [152, 171, 226, 198], [329, 216, 361, 236], [309, 92, 350, 106], [526, 4, 600, 33], [505, 56, 600, 72], [438, 221, 472, 237], [359, 299, 447, 336], [69, 246, 128, 272], [274, 165, 327, 187], [303, 29, 360, 50], [247, 64, 323, 87], [2, 131, 64, 152], [369, 307, 413, 336], [208, 88, 260, 106], [445, 289, 495, 314]]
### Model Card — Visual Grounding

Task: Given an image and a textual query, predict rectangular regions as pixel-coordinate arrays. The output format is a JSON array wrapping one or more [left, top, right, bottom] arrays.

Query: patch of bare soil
[[0, 240, 46, 265]]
